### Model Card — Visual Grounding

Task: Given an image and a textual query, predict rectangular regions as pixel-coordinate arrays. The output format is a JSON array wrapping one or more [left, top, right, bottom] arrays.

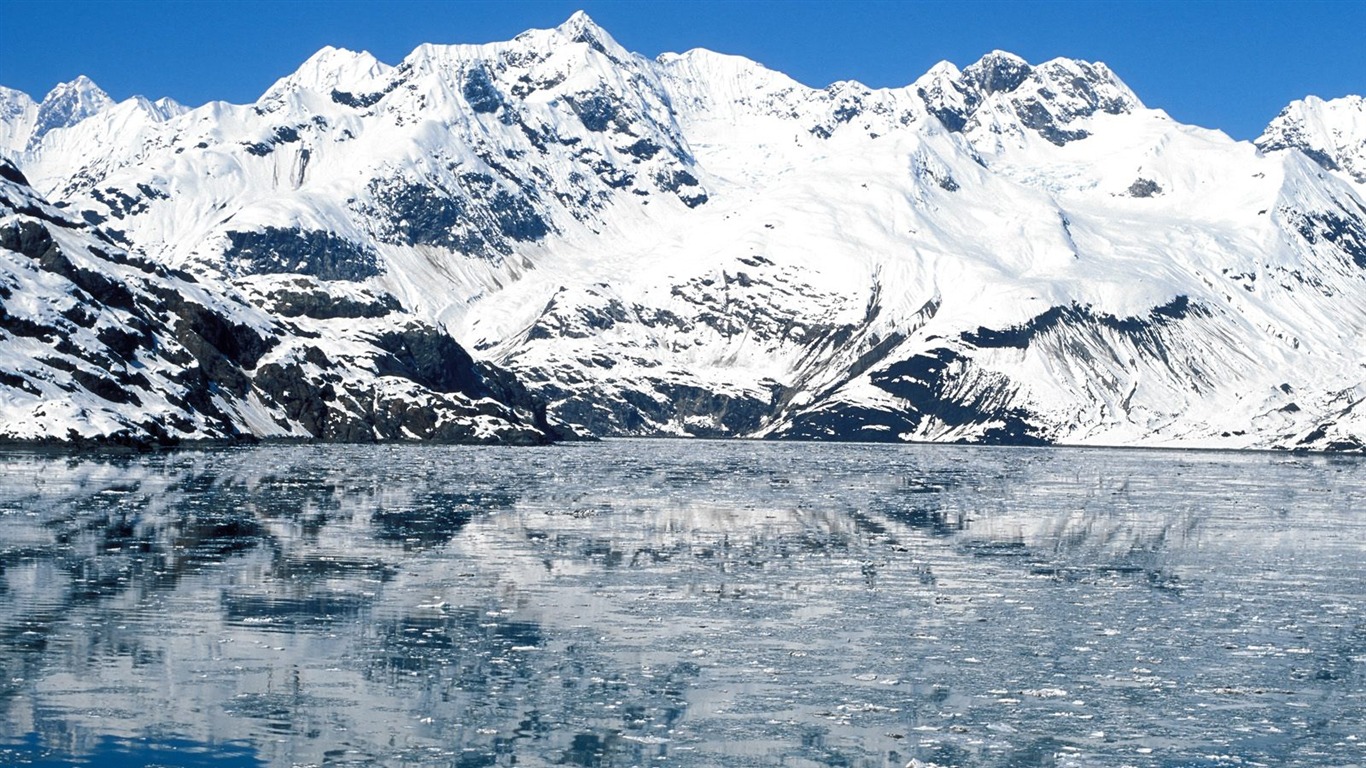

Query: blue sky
[[1, 0, 1362, 140]]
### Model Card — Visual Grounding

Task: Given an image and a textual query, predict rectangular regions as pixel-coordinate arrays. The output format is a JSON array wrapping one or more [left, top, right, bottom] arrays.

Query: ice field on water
[[0, 439, 1363, 767]]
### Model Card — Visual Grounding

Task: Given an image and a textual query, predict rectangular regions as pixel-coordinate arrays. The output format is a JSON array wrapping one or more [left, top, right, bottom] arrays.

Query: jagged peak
[[910, 61, 967, 100], [30, 75, 116, 141], [40, 75, 113, 107], [299, 44, 384, 70], [976, 49, 1029, 64], [503, 10, 631, 63], [555, 10, 629, 60], [1258, 94, 1366, 182], [557, 10, 601, 36], [962, 50, 1033, 95], [393, 13, 630, 77], [0, 85, 37, 107], [909, 51, 1143, 140], [1263, 93, 1366, 131], [956, 52, 1140, 109], [302, 45, 386, 79]]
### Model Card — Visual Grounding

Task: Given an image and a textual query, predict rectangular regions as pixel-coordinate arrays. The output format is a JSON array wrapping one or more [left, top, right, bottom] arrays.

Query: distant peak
[[978, 49, 1029, 65], [1258, 94, 1366, 183], [552, 10, 626, 59], [557, 10, 601, 35], [0, 85, 36, 110], [958, 52, 1140, 110], [962, 50, 1033, 95], [921, 60, 963, 80], [292, 45, 386, 79], [301, 45, 374, 66], [42, 75, 111, 103], [561, 9, 595, 26], [262, 45, 391, 102], [144, 95, 188, 121], [31, 75, 116, 141]]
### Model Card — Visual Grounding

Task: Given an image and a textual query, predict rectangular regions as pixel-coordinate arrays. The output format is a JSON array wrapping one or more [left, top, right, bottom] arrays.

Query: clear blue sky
[[1, 0, 1362, 140]]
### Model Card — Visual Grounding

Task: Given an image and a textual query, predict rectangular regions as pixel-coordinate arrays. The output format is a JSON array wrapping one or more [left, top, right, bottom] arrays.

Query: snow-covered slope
[[1258, 94, 1366, 185], [3, 13, 1365, 450], [0, 87, 37, 157], [0, 160, 555, 446]]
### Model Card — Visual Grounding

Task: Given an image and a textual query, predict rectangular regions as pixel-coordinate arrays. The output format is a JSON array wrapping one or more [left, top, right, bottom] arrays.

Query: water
[[0, 440, 1362, 767]]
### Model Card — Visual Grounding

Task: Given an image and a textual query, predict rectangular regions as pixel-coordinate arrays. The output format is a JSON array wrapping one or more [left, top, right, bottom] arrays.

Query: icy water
[[0, 441, 1362, 768]]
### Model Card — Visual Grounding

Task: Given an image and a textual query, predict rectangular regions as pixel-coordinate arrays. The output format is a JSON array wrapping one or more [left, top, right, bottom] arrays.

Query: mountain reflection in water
[[0, 440, 1362, 767]]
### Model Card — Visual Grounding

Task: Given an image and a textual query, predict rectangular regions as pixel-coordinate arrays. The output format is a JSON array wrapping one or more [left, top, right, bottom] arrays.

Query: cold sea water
[[0, 439, 1361, 767]]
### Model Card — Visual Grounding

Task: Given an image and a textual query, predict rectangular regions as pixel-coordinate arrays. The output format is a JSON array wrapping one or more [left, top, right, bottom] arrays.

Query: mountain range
[[2, 12, 1364, 450]]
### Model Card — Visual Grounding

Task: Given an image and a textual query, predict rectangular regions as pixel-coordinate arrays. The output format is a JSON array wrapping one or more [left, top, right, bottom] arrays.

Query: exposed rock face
[[224, 227, 381, 281], [30, 76, 116, 143], [1258, 95, 1366, 184], [0, 161, 556, 447]]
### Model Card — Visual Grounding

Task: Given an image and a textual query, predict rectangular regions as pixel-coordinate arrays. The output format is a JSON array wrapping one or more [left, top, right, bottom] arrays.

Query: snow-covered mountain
[[3, 12, 1365, 450], [0, 161, 555, 446], [0, 76, 188, 156], [1258, 94, 1366, 184]]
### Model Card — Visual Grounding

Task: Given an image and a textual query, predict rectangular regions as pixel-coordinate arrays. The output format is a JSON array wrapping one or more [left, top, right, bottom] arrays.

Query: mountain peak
[[0, 85, 37, 115], [557, 10, 603, 37], [914, 52, 1139, 142], [262, 45, 392, 102], [1258, 94, 1366, 183], [32, 75, 115, 141], [300, 44, 377, 68], [551, 10, 627, 60], [40, 75, 112, 105], [153, 96, 188, 118], [962, 50, 1033, 95], [129, 94, 188, 122]]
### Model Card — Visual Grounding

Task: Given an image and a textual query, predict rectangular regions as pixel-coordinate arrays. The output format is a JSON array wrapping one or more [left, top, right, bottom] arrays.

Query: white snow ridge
[[2, 13, 1365, 450]]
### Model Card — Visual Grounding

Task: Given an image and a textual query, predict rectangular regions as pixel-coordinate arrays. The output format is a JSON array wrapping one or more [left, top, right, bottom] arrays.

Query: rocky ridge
[[0, 160, 555, 446]]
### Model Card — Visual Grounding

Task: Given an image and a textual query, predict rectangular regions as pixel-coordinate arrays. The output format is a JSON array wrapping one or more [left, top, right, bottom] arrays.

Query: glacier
[[2, 11, 1364, 450]]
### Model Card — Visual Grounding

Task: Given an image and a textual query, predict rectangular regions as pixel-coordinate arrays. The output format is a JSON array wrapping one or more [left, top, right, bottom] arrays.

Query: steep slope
[[1258, 95, 1366, 185], [3, 13, 1365, 450], [0, 161, 555, 446], [0, 87, 37, 156]]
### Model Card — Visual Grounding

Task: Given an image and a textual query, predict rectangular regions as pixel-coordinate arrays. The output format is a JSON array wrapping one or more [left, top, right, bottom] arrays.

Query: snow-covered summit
[[1258, 94, 1366, 184], [548, 9, 630, 57], [916, 50, 1141, 146], [143, 95, 190, 121], [32, 76, 116, 142], [0, 76, 187, 158], [261, 46, 394, 103]]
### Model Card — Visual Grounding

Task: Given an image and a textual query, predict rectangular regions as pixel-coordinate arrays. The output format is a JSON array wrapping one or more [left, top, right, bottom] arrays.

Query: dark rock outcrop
[[0, 169, 558, 447]]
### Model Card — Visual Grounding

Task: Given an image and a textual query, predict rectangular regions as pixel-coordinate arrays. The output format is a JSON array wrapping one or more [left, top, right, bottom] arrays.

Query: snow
[[1258, 94, 1366, 185], [0, 86, 37, 156], [2, 12, 1365, 449]]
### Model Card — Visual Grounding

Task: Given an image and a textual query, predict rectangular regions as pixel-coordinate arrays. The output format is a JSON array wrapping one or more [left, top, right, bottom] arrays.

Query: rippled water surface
[[0, 440, 1362, 767]]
